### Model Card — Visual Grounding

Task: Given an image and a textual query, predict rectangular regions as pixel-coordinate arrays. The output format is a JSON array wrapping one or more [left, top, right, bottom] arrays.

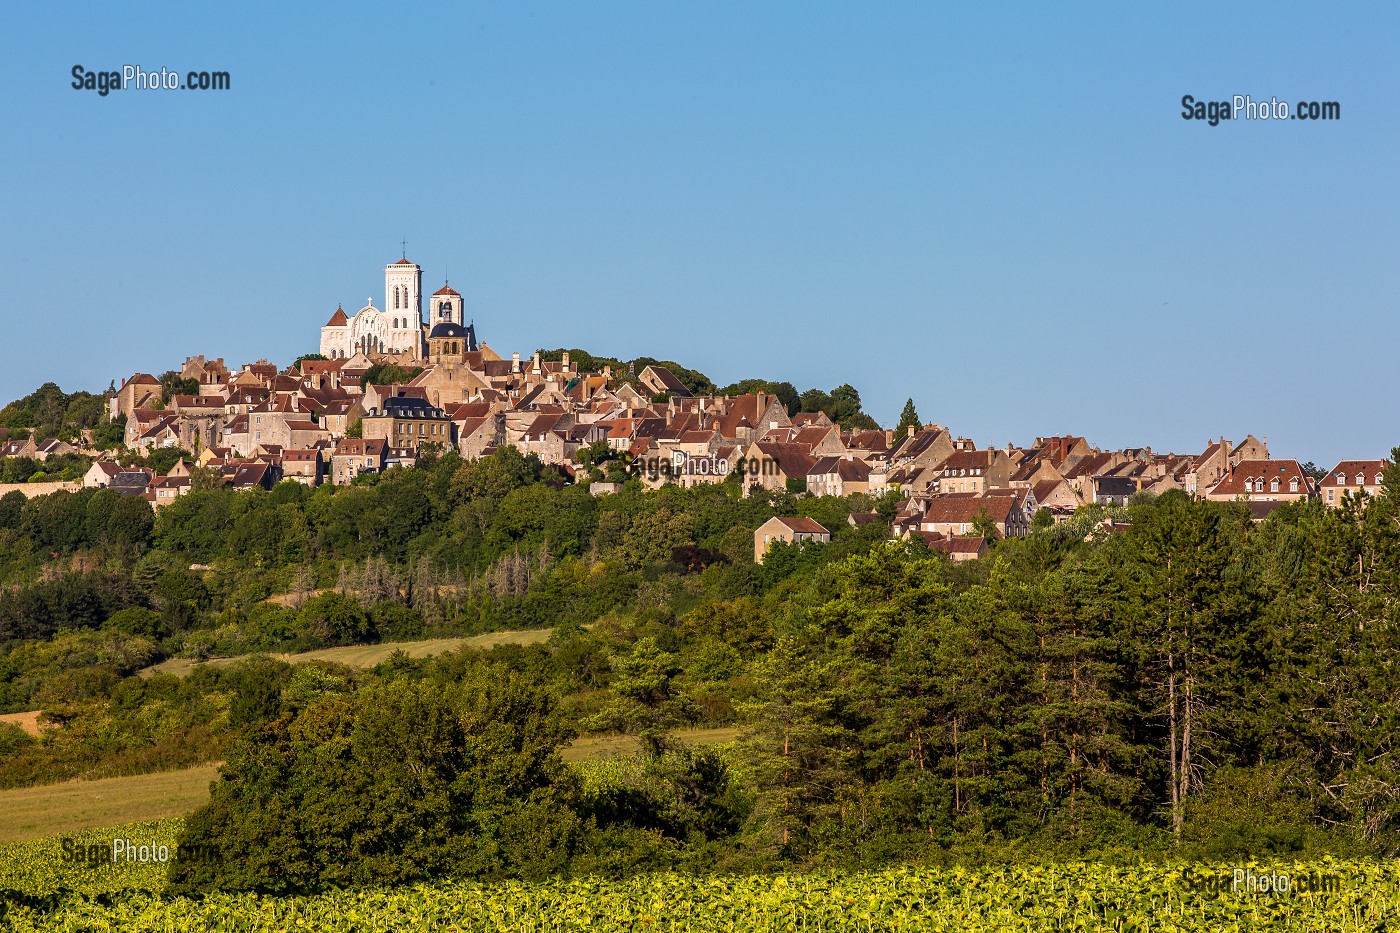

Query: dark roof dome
[[430, 322, 466, 339]]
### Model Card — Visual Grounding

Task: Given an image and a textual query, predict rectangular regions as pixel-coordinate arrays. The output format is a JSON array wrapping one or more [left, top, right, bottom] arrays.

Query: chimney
[[531, 350, 541, 374], [562, 351, 571, 369], [907, 425, 915, 437], [512, 352, 521, 374]]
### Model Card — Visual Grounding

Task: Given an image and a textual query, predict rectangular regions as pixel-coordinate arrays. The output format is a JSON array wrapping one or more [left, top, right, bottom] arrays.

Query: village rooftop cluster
[[0, 256, 1386, 563]]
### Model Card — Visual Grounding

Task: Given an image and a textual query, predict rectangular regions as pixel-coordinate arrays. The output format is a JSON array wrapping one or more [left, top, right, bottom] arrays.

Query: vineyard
[[2, 821, 1398, 931]]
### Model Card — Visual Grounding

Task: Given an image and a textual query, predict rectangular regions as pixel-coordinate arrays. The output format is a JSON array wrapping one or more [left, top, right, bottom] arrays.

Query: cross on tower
[[401, 238, 407, 260]]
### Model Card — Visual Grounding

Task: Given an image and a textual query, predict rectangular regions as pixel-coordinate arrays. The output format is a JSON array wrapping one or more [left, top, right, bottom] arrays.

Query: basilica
[[319, 256, 477, 362]]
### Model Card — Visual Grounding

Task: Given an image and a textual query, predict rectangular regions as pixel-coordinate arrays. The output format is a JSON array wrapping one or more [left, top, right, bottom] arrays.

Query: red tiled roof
[[775, 516, 829, 535], [919, 496, 1014, 525], [432, 285, 460, 296], [929, 536, 988, 555], [1210, 459, 1308, 497], [1324, 459, 1388, 486]]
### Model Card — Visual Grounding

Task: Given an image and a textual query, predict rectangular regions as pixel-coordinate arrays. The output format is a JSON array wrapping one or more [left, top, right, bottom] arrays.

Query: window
[[1328, 489, 1335, 502], [1357, 473, 1366, 486], [1270, 479, 1279, 493], [1289, 479, 1298, 492]]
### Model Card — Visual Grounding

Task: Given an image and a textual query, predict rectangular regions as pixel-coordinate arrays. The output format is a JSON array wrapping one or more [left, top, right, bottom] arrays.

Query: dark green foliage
[[158, 371, 200, 404], [629, 358, 715, 396], [168, 674, 581, 894], [799, 384, 879, 430], [0, 382, 110, 442], [0, 572, 148, 641], [717, 379, 800, 415], [129, 446, 193, 475], [895, 398, 920, 436], [361, 363, 425, 386]]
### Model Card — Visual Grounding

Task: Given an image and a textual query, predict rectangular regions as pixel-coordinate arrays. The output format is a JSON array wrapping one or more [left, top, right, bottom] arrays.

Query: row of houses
[[0, 351, 1373, 522]]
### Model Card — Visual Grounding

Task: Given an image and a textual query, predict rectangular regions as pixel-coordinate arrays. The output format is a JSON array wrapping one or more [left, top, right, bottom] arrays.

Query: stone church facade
[[320, 258, 439, 361]]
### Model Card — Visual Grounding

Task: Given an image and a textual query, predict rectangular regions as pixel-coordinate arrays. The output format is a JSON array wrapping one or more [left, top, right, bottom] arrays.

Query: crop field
[[1, 821, 1397, 932], [0, 766, 220, 844], [140, 629, 555, 678]]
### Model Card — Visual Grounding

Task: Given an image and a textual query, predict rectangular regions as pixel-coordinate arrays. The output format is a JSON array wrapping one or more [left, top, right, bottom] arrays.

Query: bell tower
[[431, 282, 463, 327], [385, 248, 423, 357]]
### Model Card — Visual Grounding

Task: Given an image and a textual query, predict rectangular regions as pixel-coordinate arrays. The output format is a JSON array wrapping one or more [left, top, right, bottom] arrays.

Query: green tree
[[895, 398, 920, 436], [168, 675, 580, 894]]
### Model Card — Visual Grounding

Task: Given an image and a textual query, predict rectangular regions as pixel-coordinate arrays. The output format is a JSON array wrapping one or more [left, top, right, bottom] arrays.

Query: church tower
[[385, 255, 423, 358], [431, 282, 463, 328]]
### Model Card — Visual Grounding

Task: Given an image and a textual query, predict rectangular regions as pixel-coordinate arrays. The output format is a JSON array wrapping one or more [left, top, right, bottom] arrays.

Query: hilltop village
[[2, 255, 1387, 561]]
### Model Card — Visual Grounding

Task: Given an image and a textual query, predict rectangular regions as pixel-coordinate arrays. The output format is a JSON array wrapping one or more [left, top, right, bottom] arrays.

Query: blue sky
[[2, 3, 1396, 463]]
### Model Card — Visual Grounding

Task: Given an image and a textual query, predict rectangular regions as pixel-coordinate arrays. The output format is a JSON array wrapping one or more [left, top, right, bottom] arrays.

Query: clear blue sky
[[2, 3, 1396, 463]]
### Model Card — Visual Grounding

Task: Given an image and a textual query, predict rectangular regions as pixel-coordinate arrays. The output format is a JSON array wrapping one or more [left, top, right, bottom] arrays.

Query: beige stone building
[[754, 516, 830, 563], [1204, 459, 1311, 503], [1321, 459, 1388, 507], [362, 395, 455, 454]]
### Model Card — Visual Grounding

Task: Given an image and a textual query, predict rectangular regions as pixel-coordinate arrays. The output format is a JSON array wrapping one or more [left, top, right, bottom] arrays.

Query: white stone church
[[320, 256, 473, 362]]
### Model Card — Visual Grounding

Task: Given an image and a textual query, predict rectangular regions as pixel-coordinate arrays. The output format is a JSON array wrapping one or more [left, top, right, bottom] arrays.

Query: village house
[[754, 516, 830, 563], [1204, 459, 1312, 503], [805, 456, 873, 497], [924, 534, 990, 562], [282, 449, 324, 486], [83, 460, 122, 488], [1321, 459, 1388, 506], [331, 437, 388, 485], [111, 374, 161, 419], [636, 365, 692, 399], [0, 437, 38, 460], [908, 494, 1030, 540], [739, 441, 816, 494], [361, 395, 454, 454], [934, 448, 1013, 495], [1093, 475, 1139, 507], [887, 425, 955, 494]]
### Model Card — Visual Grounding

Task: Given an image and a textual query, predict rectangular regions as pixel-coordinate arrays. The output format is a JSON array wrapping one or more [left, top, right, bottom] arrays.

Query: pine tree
[[896, 398, 920, 436]]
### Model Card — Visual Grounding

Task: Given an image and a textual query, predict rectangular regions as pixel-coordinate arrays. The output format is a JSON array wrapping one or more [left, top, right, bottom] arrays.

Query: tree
[[158, 371, 200, 404], [895, 398, 920, 437], [168, 675, 580, 894], [587, 637, 696, 754], [970, 508, 999, 540], [1383, 445, 1400, 501], [362, 363, 424, 386], [717, 379, 800, 415], [345, 418, 363, 438]]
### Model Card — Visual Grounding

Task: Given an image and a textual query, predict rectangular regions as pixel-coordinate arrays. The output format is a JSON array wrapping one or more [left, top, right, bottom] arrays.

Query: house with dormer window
[[1321, 459, 1388, 507]]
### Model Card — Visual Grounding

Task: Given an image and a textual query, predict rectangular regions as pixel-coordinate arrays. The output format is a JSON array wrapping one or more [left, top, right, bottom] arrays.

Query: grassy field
[[0, 726, 738, 842], [141, 629, 554, 678], [0, 764, 220, 844], [0, 710, 46, 737], [561, 726, 741, 762]]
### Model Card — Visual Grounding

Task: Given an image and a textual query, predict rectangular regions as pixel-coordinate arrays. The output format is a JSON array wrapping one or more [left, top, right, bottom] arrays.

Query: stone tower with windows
[[384, 257, 423, 358]]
